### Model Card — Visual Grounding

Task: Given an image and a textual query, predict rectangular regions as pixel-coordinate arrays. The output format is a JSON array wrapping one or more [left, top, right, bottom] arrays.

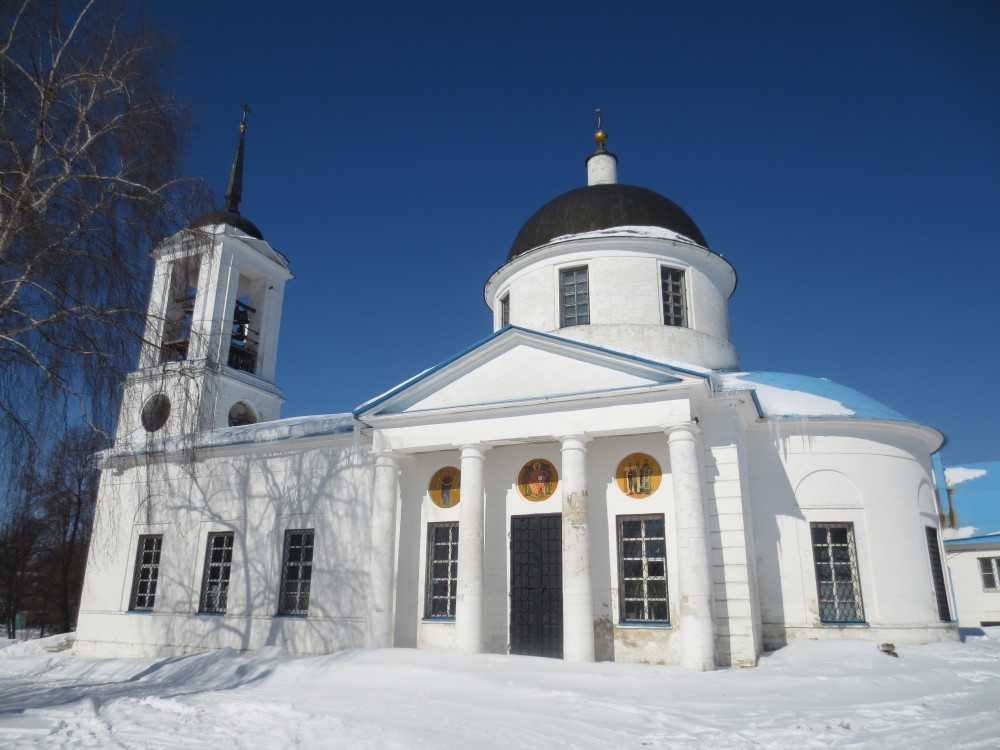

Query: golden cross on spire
[[240, 103, 251, 132]]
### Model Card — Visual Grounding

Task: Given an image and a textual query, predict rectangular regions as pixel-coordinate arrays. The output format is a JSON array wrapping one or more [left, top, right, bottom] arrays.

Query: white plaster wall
[[946, 548, 1000, 627], [746, 422, 958, 648], [594, 434, 680, 664], [75, 437, 372, 658], [402, 451, 462, 653], [485, 236, 739, 369], [115, 366, 284, 448], [699, 402, 762, 667]]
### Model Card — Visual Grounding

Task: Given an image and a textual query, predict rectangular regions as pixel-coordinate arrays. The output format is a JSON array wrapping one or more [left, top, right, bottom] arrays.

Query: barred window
[[425, 522, 459, 618], [199, 531, 234, 614], [618, 515, 669, 623], [661, 267, 686, 327], [980, 557, 1000, 592], [560, 267, 590, 327], [500, 293, 510, 327], [129, 534, 162, 611], [278, 529, 314, 615], [925, 527, 951, 620], [811, 523, 865, 623]]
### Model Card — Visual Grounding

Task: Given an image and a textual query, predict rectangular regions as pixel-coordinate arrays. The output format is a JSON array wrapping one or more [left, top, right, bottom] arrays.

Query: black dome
[[190, 209, 264, 240], [507, 183, 707, 261]]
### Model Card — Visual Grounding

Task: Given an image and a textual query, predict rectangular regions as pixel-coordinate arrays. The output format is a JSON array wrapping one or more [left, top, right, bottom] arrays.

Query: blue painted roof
[[721, 371, 916, 423], [943, 461, 1000, 545]]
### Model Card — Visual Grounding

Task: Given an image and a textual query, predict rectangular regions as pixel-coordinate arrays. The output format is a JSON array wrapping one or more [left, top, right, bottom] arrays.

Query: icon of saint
[[641, 460, 653, 494], [527, 461, 551, 498], [440, 471, 455, 505]]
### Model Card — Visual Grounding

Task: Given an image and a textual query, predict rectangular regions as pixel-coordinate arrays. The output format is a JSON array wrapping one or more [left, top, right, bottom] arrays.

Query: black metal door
[[510, 513, 563, 658]]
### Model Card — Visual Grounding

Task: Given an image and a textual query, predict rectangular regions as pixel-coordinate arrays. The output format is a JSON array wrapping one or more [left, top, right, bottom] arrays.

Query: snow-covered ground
[[1, 633, 999, 749]]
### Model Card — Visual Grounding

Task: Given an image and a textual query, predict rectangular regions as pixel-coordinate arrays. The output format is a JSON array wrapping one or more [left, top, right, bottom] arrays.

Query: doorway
[[509, 513, 563, 658]]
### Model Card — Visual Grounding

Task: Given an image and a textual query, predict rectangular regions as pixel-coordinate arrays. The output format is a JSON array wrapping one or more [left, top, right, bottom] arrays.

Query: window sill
[[197, 611, 225, 617], [126, 609, 154, 614], [422, 617, 456, 624], [617, 621, 671, 629], [819, 621, 869, 627], [275, 613, 308, 619]]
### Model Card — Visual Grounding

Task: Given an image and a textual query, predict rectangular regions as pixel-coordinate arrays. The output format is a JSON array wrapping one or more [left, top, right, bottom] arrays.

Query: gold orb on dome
[[594, 129, 608, 146]]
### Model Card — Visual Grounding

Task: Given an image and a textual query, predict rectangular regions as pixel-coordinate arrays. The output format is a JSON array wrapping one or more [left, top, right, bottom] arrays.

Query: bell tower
[[116, 108, 293, 447]]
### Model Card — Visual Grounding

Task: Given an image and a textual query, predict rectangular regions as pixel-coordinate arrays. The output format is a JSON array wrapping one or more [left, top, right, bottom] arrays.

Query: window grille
[[810, 523, 865, 623], [560, 267, 590, 327], [980, 557, 1000, 592], [925, 527, 951, 620], [661, 267, 686, 327], [278, 529, 314, 615], [199, 531, 234, 614], [425, 522, 459, 618], [500, 293, 510, 327], [129, 535, 163, 611], [617, 515, 669, 623]]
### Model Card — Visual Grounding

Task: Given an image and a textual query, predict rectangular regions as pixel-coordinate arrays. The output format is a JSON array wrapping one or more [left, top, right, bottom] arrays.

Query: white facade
[[75, 134, 958, 667], [946, 543, 1000, 628]]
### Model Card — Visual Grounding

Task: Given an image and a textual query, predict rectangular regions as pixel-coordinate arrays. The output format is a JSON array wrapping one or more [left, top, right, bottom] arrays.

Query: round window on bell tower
[[141, 394, 171, 432], [228, 401, 258, 427]]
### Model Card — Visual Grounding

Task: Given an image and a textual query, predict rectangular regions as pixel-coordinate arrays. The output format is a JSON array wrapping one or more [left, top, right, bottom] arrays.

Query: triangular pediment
[[356, 328, 707, 418]]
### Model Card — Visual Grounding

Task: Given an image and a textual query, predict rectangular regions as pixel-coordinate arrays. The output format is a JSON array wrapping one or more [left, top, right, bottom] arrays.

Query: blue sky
[[148, 1, 999, 465]]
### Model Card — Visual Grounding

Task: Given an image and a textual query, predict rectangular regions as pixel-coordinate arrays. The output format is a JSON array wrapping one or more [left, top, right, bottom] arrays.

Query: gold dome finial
[[594, 107, 608, 150]]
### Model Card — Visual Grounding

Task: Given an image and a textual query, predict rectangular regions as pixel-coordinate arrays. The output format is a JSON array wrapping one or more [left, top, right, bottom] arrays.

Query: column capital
[[373, 450, 403, 468], [559, 434, 591, 450], [459, 443, 490, 458], [663, 420, 701, 440]]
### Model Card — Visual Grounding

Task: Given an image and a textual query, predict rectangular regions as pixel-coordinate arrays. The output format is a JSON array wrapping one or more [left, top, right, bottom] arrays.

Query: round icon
[[429, 466, 461, 508], [518, 458, 559, 501], [615, 453, 661, 498]]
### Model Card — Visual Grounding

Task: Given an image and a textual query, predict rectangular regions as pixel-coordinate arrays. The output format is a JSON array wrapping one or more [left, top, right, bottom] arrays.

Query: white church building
[[74, 119, 957, 669]]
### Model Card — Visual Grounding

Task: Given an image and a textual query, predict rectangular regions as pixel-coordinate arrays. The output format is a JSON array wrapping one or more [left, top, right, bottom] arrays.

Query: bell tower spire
[[224, 104, 250, 214]]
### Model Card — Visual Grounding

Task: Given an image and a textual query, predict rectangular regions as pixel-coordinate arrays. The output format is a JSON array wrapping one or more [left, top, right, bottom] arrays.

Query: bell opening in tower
[[160, 256, 201, 363]]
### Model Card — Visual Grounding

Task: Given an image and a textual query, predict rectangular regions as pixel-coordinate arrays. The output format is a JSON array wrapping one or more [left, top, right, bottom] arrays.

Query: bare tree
[[34, 426, 101, 634], [0, 0, 206, 454], [0, 460, 43, 638]]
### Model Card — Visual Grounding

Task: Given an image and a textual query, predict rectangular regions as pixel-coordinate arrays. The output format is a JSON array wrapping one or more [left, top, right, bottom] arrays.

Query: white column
[[455, 444, 487, 654], [367, 451, 400, 648], [667, 422, 716, 671], [561, 435, 595, 662]]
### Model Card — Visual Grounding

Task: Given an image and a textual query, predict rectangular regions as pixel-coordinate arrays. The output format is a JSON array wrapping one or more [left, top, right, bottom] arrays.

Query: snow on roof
[[549, 224, 701, 247], [106, 414, 356, 460], [716, 371, 915, 422], [189, 413, 355, 450]]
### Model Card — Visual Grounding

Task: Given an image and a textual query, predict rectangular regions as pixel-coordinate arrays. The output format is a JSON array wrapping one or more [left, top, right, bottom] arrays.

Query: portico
[[357, 326, 723, 668]]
